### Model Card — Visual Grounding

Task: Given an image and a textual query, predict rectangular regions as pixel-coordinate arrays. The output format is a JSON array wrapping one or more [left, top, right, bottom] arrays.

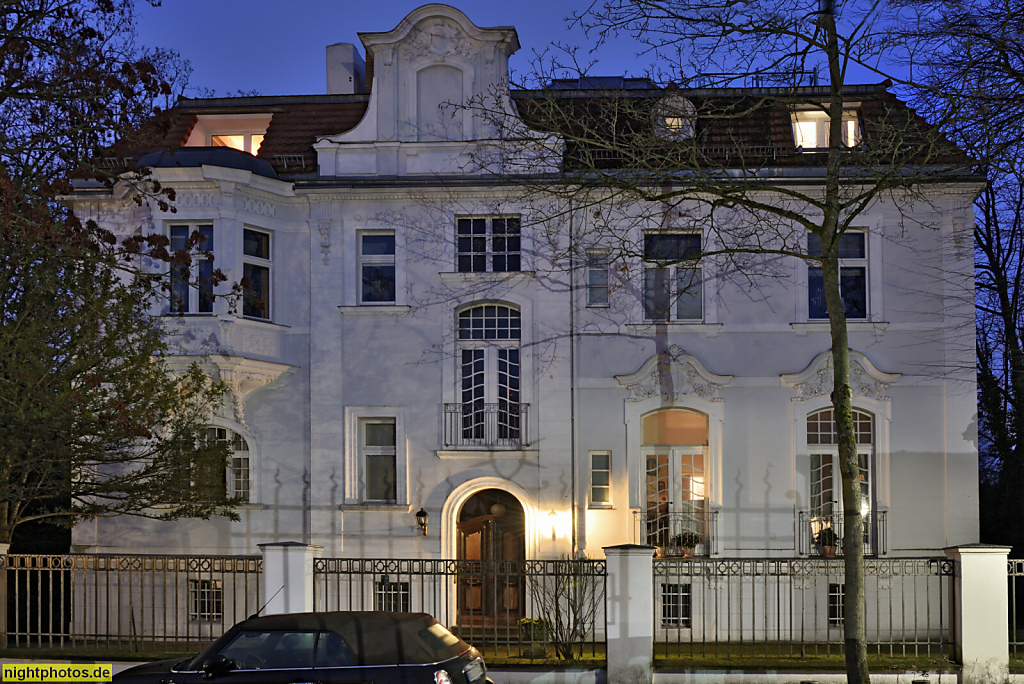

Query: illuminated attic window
[[792, 108, 861, 151], [185, 114, 273, 156], [654, 96, 696, 140]]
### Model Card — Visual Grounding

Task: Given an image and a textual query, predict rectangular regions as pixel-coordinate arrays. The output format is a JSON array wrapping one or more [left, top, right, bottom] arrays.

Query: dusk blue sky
[[134, 1, 649, 98]]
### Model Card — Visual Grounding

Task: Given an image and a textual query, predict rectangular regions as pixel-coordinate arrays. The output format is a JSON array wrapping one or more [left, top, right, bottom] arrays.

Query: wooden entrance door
[[456, 489, 525, 629]]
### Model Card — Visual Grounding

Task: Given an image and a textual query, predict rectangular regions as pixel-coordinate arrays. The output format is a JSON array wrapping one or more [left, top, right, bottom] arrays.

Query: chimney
[[326, 43, 366, 94]]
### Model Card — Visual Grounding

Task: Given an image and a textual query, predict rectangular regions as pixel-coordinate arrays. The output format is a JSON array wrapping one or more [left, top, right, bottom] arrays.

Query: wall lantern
[[415, 508, 429, 536]]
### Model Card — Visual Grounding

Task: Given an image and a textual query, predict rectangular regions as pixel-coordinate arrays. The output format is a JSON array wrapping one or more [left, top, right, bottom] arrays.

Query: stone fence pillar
[[945, 544, 1011, 684], [604, 544, 655, 684], [0, 543, 8, 649], [259, 541, 322, 615]]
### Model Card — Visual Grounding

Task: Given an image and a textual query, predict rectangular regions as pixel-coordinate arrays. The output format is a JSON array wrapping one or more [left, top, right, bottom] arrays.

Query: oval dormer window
[[654, 96, 696, 140]]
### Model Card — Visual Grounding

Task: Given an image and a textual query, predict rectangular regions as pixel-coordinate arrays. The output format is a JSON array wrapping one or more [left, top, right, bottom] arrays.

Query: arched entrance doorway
[[456, 489, 525, 628]]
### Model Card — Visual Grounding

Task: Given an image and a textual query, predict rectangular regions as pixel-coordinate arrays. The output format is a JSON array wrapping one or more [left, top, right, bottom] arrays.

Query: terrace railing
[[797, 510, 888, 557], [443, 403, 530, 449]]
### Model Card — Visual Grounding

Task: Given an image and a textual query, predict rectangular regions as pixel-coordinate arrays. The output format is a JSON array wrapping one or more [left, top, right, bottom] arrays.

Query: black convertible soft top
[[200, 611, 470, 667]]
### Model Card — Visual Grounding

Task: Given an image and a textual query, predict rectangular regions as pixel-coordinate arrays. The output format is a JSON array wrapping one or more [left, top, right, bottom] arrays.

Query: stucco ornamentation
[[318, 220, 331, 265], [405, 18, 479, 61], [244, 198, 276, 217], [207, 356, 291, 424], [162, 319, 223, 355], [177, 193, 214, 208], [242, 330, 278, 356], [782, 350, 901, 401], [616, 344, 732, 403]]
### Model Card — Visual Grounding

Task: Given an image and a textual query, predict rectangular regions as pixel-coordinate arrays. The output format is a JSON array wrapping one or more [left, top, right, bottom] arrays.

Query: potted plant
[[518, 617, 548, 659], [816, 527, 840, 558], [672, 531, 703, 557]]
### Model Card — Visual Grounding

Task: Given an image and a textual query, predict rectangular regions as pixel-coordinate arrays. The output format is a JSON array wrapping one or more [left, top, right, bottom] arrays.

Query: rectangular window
[[643, 234, 702, 321], [586, 250, 609, 306], [590, 451, 611, 506], [211, 132, 264, 155], [242, 228, 271, 320], [360, 233, 396, 303], [169, 225, 214, 314], [828, 583, 845, 627], [457, 216, 521, 273], [362, 419, 397, 502], [375, 579, 410, 612], [188, 578, 223, 622], [792, 110, 861, 151], [661, 583, 692, 628], [808, 232, 867, 319]]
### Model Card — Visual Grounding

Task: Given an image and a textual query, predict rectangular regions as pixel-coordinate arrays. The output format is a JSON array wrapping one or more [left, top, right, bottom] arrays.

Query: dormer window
[[185, 114, 272, 156], [654, 96, 696, 140], [792, 109, 861, 151]]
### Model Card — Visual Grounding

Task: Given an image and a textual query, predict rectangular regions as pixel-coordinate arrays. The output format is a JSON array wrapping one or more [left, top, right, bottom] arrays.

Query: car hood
[[115, 657, 191, 680]]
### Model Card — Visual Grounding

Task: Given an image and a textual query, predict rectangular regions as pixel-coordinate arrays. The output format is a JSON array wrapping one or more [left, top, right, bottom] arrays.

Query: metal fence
[[313, 558, 606, 660], [443, 403, 531, 449], [2, 554, 262, 651], [653, 557, 953, 659], [1008, 560, 1024, 655]]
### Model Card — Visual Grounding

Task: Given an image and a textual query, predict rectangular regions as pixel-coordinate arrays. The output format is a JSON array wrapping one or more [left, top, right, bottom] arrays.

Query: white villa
[[67, 2, 978, 606]]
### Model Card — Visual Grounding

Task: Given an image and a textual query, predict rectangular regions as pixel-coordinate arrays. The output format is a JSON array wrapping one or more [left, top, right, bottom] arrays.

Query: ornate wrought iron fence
[[1, 554, 261, 650], [313, 558, 606, 660], [653, 557, 953, 659], [1008, 560, 1024, 655]]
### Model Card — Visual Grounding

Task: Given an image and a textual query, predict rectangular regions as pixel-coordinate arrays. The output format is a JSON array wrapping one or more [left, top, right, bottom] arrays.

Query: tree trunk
[[821, 256, 869, 683], [819, 5, 869, 680]]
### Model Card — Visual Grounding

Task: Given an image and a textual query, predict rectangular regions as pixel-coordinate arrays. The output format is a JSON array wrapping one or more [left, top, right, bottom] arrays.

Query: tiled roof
[[106, 95, 370, 177], [108, 84, 964, 179], [512, 85, 967, 169]]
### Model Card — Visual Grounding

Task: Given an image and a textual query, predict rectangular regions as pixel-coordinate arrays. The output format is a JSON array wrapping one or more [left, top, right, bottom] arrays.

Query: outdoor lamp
[[415, 508, 429, 536]]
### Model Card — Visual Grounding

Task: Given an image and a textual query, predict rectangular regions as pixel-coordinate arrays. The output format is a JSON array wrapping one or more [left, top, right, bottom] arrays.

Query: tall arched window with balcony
[[804, 407, 879, 555], [642, 409, 710, 556], [448, 304, 524, 449]]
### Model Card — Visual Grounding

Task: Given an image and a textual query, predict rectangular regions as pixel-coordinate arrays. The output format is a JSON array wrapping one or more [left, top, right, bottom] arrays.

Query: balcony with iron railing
[[798, 510, 887, 557], [443, 402, 530, 449], [634, 509, 719, 557]]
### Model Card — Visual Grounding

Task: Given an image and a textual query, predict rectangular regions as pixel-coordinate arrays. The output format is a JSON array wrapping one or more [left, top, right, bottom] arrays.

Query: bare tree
[[457, 2, 977, 681], [910, 0, 1024, 554]]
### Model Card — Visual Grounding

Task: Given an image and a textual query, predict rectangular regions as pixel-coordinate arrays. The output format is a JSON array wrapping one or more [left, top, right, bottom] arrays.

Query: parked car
[[113, 611, 492, 684]]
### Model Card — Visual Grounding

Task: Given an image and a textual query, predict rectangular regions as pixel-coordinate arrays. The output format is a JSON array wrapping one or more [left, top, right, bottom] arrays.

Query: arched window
[[642, 409, 709, 554], [456, 304, 522, 447], [206, 427, 251, 503], [806, 408, 874, 548]]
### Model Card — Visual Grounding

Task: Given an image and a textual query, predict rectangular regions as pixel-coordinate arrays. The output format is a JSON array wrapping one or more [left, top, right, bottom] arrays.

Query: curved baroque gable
[[781, 350, 901, 401], [615, 344, 732, 402]]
